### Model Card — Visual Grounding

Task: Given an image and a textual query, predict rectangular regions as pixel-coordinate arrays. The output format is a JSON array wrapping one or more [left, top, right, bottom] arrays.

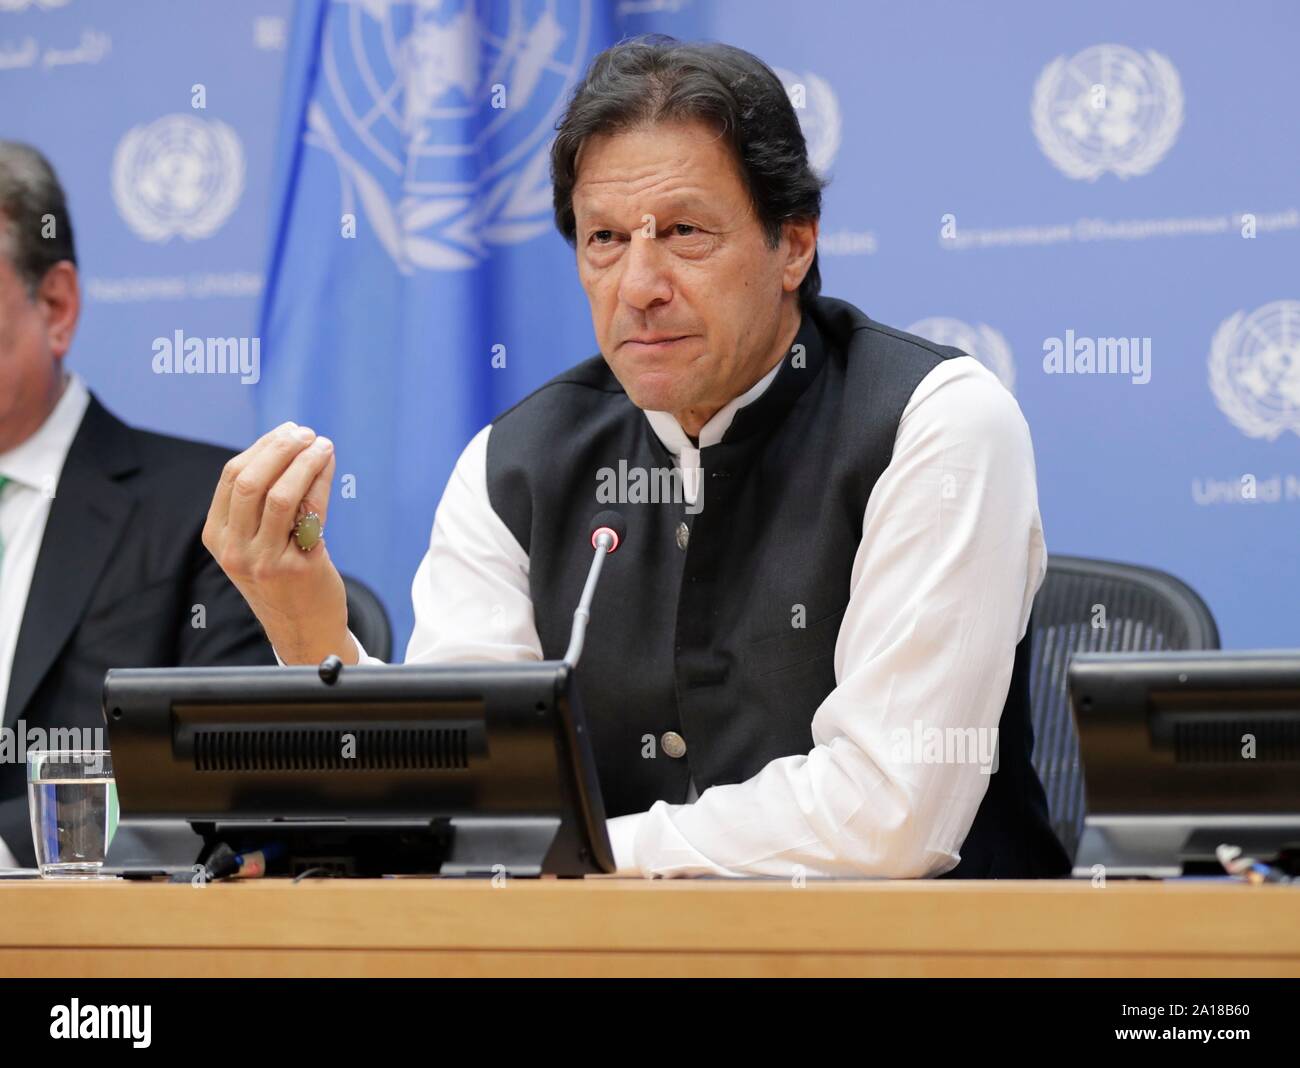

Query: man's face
[[0, 231, 77, 453], [572, 120, 814, 432]]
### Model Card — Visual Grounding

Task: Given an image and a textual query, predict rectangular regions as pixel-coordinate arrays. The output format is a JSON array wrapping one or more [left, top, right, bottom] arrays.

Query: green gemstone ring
[[293, 511, 323, 552]]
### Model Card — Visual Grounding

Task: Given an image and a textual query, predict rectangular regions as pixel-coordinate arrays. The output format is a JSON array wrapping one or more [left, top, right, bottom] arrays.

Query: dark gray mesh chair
[[1028, 556, 1220, 863], [342, 574, 393, 662]]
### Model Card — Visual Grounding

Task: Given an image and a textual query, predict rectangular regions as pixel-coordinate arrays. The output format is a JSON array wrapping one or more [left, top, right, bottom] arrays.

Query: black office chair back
[[1029, 556, 1220, 862], [342, 574, 393, 663]]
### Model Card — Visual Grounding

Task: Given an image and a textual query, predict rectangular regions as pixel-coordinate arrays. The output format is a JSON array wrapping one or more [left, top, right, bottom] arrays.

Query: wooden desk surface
[[2, 877, 1297, 977]]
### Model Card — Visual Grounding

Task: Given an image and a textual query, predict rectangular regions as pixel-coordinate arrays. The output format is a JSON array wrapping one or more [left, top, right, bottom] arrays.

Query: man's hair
[[551, 35, 827, 306], [0, 141, 77, 299]]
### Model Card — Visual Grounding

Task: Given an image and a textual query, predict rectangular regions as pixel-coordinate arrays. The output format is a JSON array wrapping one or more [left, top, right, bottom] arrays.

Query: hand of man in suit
[[202, 421, 355, 665]]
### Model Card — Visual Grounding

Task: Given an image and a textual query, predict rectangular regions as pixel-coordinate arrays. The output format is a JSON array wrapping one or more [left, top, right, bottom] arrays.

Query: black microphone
[[563, 510, 627, 667]]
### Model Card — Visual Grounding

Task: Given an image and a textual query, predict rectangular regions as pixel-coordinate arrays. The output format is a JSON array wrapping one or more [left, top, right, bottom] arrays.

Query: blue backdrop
[[2, 0, 1296, 652]]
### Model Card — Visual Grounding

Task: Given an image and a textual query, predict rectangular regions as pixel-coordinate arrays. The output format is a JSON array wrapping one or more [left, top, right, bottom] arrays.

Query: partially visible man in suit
[[0, 142, 275, 866]]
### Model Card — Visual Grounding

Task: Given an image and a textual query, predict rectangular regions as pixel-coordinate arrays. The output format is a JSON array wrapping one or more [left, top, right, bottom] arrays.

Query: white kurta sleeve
[[402, 425, 543, 665]]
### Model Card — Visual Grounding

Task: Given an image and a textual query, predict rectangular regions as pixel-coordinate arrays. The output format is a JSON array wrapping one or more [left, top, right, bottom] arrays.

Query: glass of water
[[27, 750, 117, 878]]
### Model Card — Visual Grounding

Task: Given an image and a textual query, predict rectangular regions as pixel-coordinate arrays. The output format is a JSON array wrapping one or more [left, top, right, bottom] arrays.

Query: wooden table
[[2, 877, 1297, 977]]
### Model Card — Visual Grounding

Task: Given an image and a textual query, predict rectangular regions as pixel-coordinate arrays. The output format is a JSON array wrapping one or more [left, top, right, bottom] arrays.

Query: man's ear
[[781, 217, 819, 295], [37, 260, 79, 359]]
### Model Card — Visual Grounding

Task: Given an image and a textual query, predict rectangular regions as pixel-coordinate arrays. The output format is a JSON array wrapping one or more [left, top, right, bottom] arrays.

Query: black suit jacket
[[0, 394, 274, 864]]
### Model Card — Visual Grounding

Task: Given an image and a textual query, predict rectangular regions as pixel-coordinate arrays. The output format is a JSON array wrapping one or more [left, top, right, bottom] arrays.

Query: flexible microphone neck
[[563, 512, 626, 669]]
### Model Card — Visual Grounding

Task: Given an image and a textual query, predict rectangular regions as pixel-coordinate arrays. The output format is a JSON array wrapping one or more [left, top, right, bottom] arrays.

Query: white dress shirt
[[0, 372, 90, 867], [337, 353, 1047, 880]]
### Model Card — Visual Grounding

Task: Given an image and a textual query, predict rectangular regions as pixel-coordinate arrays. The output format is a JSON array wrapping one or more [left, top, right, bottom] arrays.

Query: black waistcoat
[[487, 296, 1069, 878]]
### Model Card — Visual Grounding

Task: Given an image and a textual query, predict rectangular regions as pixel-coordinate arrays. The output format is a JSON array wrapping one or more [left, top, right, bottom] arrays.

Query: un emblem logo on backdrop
[[1209, 300, 1300, 441], [304, 0, 592, 272], [1032, 44, 1183, 180], [906, 317, 1016, 393], [774, 68, 841, 175], [111, 114, 246, 242]]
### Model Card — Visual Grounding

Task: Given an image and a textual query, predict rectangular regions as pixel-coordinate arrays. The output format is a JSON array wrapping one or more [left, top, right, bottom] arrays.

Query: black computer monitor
[[102, 658, 614, 878], [1068, 649, 1300, 877]]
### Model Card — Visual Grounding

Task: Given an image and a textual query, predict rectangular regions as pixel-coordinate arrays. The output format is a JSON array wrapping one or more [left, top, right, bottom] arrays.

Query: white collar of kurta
[[641, 357, 783, 458], [0, 371, 89, 493]]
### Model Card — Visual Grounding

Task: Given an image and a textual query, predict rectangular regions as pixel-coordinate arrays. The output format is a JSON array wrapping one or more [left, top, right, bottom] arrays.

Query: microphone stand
[[563, 528, 617, 668]]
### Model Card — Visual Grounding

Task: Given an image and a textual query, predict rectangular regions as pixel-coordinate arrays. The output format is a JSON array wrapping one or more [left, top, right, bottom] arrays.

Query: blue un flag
[[257, 0, 620, 649]]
